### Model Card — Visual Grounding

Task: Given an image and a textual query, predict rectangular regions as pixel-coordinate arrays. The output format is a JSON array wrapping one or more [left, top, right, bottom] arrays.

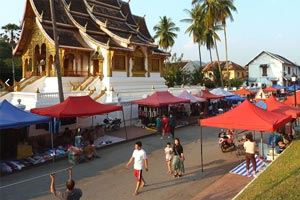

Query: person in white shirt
[[126, 141, 148, 196], [243, 133, 257, 177]]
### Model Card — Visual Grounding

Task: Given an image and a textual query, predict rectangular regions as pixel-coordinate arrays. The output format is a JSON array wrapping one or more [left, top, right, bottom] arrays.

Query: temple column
[[125, 54, 129, 77]]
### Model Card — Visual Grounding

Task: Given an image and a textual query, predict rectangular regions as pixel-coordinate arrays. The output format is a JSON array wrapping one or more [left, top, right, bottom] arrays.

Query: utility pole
[[50, 0, 64, 102]]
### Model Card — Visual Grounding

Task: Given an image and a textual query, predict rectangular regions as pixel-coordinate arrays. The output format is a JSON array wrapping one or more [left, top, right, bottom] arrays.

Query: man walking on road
[[126, 141, 149, 196], [50, 167, 82, 200]]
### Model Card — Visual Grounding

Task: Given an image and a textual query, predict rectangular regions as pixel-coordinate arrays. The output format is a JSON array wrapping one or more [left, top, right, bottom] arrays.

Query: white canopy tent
[[177, 90, 206, 103], [210, 88, 235, 97]]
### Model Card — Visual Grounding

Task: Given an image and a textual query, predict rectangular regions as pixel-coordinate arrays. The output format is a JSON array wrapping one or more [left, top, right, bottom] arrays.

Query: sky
[[0, 0, 299, 66]]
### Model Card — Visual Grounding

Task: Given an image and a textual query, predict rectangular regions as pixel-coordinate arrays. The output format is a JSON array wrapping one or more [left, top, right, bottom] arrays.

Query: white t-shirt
[[244, 141, 256, 154], [132, 149, 147, 170], [164, 147, 173, 161]]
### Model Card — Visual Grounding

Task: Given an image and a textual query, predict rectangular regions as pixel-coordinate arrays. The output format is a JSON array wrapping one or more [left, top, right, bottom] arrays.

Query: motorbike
[[218, 130, 235, 152], [102, 116, 121, 132]]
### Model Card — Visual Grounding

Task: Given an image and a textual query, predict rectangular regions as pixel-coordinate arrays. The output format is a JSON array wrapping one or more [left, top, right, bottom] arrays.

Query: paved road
[[0, 125, 243, 200]]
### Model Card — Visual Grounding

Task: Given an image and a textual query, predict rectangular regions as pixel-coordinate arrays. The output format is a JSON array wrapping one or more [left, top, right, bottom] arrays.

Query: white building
[[246, 51, 299, 87]]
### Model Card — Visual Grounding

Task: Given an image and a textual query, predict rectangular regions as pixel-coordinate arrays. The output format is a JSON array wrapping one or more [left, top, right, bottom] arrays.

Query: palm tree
[[218, 0, 237, 84], [153, 16, 180, 52], [1, 23, 21, 86], [203, 24, 223, 87], [181, 4, 205, 69], [193, 0, 237, 86], [192, 0, 224, 87], [1, 23, 20, 47]]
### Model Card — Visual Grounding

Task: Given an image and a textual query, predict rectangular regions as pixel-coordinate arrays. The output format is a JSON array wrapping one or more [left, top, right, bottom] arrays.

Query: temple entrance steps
[[15, 76, 45, 92], [42, 77, 85, 93], [70, 76, 100, 92], [107, 76, 167, 94]]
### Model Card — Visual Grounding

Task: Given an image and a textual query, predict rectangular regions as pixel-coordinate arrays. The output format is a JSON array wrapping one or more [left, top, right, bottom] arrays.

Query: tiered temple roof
[[15, 0, 167, 55]]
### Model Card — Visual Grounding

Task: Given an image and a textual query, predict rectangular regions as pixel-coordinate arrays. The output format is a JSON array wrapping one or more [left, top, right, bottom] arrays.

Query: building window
[[151, 59, 160, 72], [237, 72, 240, 78], [260, 64, 268, 76], [288, 67, 291, 75], [113, 55, 126, 71]]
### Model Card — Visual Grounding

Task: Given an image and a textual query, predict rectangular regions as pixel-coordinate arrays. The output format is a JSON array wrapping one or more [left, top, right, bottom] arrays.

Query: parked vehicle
[[102, 116, 121, 132], [218, 130, 235, 152]]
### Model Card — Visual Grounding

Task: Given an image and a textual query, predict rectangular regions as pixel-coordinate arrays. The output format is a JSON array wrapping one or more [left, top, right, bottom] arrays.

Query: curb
[[232, 140, 296, 200]]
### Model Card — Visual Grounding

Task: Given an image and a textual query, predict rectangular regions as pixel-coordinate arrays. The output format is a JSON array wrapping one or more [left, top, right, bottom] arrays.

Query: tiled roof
[[202, 61, 245, 72]]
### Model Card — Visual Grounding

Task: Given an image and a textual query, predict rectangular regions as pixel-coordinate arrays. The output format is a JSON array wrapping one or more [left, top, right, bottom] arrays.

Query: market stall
[[31, 96, 125, 164], [177, 90, 206, 117], [132, 91, 190, 127], [0, 100, 51, 174], [197, 100, 292, 172]]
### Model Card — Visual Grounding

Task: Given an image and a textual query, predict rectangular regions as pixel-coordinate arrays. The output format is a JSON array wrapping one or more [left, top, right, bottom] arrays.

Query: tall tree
[[1, 23, 21, 85], [193, 0, 224, 87], [218, 0, 237, 85], [153, 16, 179, 52], [50, 0, 64, 102], [1, 23, 20, 47], [181, 4, 205, 69]]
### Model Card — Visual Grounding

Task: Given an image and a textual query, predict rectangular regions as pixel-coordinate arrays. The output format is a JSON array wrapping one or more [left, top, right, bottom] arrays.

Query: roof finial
[[136, 26, 140, 32], [143, 14, 146, 18], [84, 22, 88, 29], [125, 13, 129, 20], [67, 2, 72, 10], [128, 34, 132, 42], [91, 5, 95, 11], [105, 19, 108, 27], [107, 38, 111, 46], [40, 11, 44, 20]]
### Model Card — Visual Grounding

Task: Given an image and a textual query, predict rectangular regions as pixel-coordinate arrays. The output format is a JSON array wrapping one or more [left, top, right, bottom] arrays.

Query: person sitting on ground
[[83, 140, 99, 160], [50, 167, 82, 200]]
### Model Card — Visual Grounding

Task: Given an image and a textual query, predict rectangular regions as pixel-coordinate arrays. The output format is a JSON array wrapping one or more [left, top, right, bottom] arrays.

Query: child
[[164, 142, 173, 174]]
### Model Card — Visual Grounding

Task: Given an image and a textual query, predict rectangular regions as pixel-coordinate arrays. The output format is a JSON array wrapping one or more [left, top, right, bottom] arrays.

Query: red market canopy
[[265, 96, 300, 119], [199, 100, 292, 132], [263, 86, 278, 93], [283, 91, 300, 106], [234, 88, 252, 96], [31, 96, 122, 118], [132, 91, 190, 107], [194, 89, 223, 100]]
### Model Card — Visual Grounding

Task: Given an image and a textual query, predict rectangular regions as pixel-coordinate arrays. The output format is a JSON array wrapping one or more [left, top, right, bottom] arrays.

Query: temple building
[[10, 0, 169, 106]]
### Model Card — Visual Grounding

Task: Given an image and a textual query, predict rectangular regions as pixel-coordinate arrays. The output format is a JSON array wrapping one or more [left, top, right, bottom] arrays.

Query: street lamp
[[291, 74, 297, 107]]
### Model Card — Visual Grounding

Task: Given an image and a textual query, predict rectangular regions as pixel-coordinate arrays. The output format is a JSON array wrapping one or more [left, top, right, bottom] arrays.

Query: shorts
[[134, 169, 142, 181]]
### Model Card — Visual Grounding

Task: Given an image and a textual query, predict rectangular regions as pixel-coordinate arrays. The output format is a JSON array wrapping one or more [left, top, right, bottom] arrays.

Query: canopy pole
[[272, 132, 275, 161], [122, 109, 128, 140], [130, 103, 133, 126], [200, 126, 204, 172], [91, 116, 94, 128], [51, 119, 55, 163], [260, 131, 264, 158], [253, 131, 256, 140]]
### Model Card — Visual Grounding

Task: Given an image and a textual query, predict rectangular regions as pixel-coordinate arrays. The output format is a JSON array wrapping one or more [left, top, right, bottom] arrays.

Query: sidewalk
[[192, 173, 251, 200]]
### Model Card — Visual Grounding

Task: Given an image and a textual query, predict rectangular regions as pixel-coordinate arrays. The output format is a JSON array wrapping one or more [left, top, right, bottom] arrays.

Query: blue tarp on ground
[[272, 84, 286, 90], [0, 100, 50, 129]]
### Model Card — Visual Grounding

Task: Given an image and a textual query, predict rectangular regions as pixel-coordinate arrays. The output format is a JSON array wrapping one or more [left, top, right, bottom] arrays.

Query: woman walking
[[172, 138, 185, 177], [244, 133, 257, 177]]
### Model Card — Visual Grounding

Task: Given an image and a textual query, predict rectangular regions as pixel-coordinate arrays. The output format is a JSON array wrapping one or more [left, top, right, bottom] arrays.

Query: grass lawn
[[236, 139, 300, 200]]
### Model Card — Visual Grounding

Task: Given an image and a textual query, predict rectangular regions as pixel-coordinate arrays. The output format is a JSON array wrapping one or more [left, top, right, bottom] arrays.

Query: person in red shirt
[[161, 114, 170, 139]]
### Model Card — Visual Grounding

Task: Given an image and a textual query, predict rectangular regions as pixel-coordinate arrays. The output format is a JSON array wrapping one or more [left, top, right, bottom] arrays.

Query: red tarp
[[200, 100, 292, 132], [194, 89, 223, 100], [132, 91, 190, 107], [31, 96, 122, 118], [265, 96, 300, 119], [234, 88, 252, 96], [283, 91, 300, 106], [263, 86, 278, 93]]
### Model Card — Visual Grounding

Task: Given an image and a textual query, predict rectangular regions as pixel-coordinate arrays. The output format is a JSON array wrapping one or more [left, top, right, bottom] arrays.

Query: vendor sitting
[[277, 140, 286, 154], [83, 141, 99, 160]]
